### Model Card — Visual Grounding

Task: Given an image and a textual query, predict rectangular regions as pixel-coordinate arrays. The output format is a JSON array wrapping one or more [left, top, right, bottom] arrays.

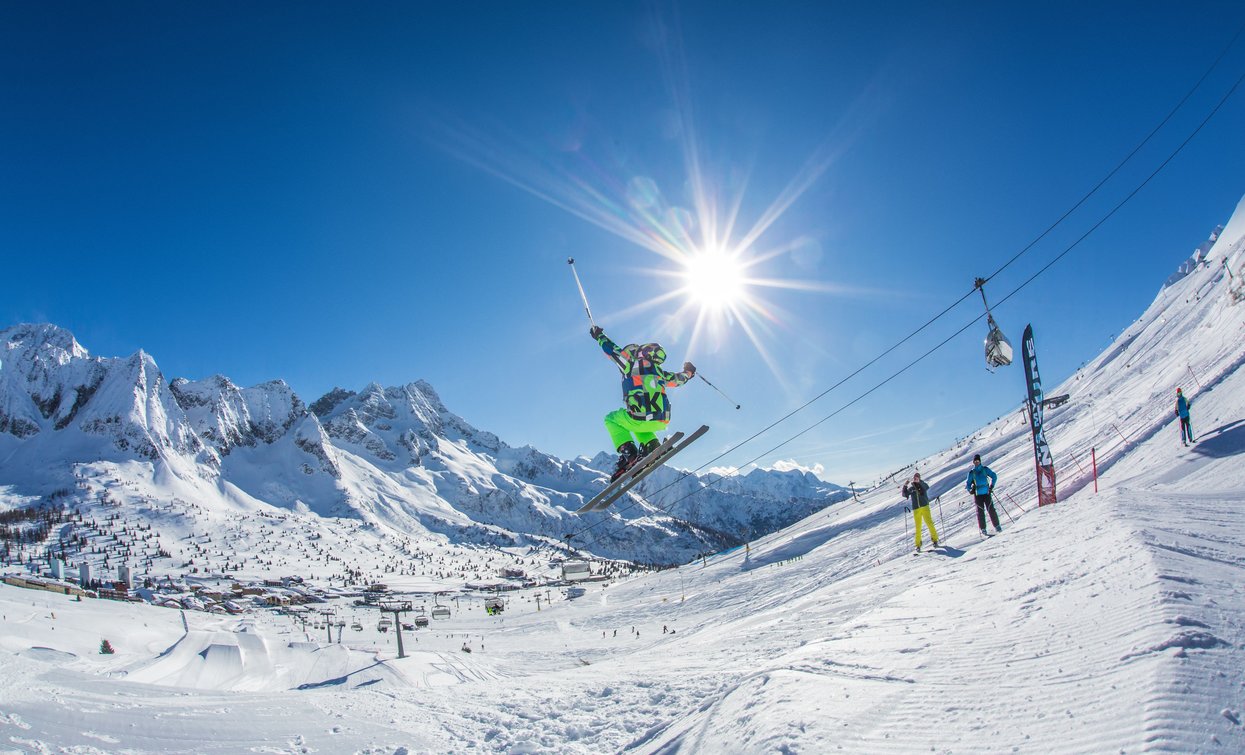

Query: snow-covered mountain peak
[[169, 374, 305, 456], [1, 322, 847, 564], [2, 322, 89, 366]]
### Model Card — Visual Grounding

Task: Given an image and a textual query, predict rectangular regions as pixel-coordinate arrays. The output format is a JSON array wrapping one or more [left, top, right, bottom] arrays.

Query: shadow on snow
[[1190, 419, 1245, 459]]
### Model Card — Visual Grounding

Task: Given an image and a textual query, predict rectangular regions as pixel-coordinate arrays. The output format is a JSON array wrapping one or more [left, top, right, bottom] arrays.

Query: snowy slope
[[0, 198, 1243, 753]]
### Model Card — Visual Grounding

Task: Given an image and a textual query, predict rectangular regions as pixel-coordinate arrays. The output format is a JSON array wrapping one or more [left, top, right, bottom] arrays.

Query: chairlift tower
[[316, 609, 337, 645], [378, 600, 414, 659]]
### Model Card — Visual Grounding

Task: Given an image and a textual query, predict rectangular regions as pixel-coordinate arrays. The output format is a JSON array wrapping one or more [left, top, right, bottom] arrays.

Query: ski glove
[[683, 361, 696, 376], [589, 325, 603, 339]]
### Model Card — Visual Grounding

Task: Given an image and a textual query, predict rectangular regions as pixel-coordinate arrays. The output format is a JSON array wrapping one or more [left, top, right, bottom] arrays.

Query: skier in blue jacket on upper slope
[[1175, 387, 1195, 446], [966, 453, 1002, 537]]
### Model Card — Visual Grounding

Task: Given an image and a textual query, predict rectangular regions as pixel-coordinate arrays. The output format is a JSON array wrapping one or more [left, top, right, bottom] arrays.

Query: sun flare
[[683, 248, 747, 310]]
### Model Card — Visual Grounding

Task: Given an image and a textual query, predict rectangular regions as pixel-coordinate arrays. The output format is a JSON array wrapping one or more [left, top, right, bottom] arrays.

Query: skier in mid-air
[[1175, 387, 1195, 446], [590, 325, 695, 480]]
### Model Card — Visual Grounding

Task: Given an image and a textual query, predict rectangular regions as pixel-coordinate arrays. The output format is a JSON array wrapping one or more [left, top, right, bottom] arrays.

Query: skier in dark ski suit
[[965, 454, 1001, 536], [1175, 388, 1195, 445], [590, 326, 695, 480]]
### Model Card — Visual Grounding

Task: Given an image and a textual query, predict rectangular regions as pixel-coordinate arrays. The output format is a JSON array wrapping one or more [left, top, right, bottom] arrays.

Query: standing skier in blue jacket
[[965, 454, 1001, 536], [1175, 388, 1195, 446]]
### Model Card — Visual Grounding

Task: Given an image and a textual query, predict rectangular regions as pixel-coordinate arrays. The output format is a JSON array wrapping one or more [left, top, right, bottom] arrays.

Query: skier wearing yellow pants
[[902, 472, 939, 552]]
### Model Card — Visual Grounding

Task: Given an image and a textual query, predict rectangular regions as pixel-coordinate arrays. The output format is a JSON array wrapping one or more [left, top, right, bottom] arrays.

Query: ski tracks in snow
[[628, 483, 1244, 753]]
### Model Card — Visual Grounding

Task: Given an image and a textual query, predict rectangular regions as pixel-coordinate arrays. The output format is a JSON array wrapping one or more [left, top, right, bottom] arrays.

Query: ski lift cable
[[987, 68, 1245, 312], [640, 65, 1245, 522], [660, 31, 1245, 488], [565, 64, 1245, 546], [978, 16, 1245, 289]]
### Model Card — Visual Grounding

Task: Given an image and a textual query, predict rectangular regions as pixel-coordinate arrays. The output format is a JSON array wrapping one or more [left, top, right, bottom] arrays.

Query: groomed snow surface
[[3, 209, 1245, 752]]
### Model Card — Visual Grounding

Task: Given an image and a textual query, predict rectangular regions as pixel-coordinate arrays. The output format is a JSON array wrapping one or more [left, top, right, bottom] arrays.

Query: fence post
[[1091, 447, 1098, 493], [1187, 365, 1203, 391]]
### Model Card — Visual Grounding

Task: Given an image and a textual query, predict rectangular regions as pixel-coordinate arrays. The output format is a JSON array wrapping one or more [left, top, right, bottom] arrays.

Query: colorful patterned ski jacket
[[595, 332, 692, 422]]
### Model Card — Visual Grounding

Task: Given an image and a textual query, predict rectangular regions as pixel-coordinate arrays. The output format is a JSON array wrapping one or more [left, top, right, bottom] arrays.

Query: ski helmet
[[1176, 387, 1183, 393], [638, 343, 666, 365]]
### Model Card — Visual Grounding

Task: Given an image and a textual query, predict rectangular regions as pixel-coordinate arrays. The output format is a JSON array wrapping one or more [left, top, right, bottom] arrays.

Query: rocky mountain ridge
[[0, 323, 847, 563]]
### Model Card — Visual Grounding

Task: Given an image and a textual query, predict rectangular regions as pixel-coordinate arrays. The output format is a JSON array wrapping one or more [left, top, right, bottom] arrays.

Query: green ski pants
[[604, 408, 669, 450]]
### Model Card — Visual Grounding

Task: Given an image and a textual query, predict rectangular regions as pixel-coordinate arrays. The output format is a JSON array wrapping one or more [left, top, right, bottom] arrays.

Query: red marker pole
[[1091, 447, 1098, 493]]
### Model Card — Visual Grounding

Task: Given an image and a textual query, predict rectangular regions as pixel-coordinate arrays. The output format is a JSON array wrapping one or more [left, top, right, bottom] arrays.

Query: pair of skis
[[576, 425, 709, 513]]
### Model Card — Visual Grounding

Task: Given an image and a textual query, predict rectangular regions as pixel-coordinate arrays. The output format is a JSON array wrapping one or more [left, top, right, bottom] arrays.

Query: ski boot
[[639, 438, 661, 458], [610, 441, 641, 482]]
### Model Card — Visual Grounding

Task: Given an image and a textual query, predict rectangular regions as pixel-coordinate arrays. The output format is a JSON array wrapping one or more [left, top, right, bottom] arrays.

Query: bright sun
[[683, 248, 747, 310]]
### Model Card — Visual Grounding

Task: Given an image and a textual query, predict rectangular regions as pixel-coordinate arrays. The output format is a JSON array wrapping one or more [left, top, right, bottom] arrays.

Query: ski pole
[[1003, 490, 1027, 514], [569, 258, 626, 371], [993, 492, 1017, 524], [698, 373, 741, 410], [903, 505, 909, 542], [935, 495, 946, 536], [567, 258, 596, 327]]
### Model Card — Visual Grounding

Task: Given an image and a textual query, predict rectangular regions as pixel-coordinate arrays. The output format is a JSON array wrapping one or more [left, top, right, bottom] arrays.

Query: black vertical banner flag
[[1022, 324, 1057, 505]]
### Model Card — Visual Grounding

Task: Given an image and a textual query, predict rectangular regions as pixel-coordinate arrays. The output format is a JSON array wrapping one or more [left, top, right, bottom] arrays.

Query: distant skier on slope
[[590, 325, 695, 480], [901, 472, 939, 552], [1175, 388, 1196, 446], [966, 454, 1002, 537]]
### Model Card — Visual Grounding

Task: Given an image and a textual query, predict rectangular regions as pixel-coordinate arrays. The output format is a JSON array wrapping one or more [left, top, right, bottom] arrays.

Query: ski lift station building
[[561, 560, 591, 582]]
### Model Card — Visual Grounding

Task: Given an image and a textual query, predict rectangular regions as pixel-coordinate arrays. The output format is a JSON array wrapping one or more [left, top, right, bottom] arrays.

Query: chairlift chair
[[975, 278, 1013, 371]]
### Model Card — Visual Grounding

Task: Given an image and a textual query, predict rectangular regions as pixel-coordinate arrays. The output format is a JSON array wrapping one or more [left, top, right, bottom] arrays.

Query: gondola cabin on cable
[[561, 560, 591, 582], [975, 277, 1013, 371], [431, 606, 451, 620]]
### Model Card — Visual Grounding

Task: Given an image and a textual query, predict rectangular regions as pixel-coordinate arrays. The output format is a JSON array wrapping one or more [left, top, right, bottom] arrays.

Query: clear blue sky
[[3, 2, 1244, 485]]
